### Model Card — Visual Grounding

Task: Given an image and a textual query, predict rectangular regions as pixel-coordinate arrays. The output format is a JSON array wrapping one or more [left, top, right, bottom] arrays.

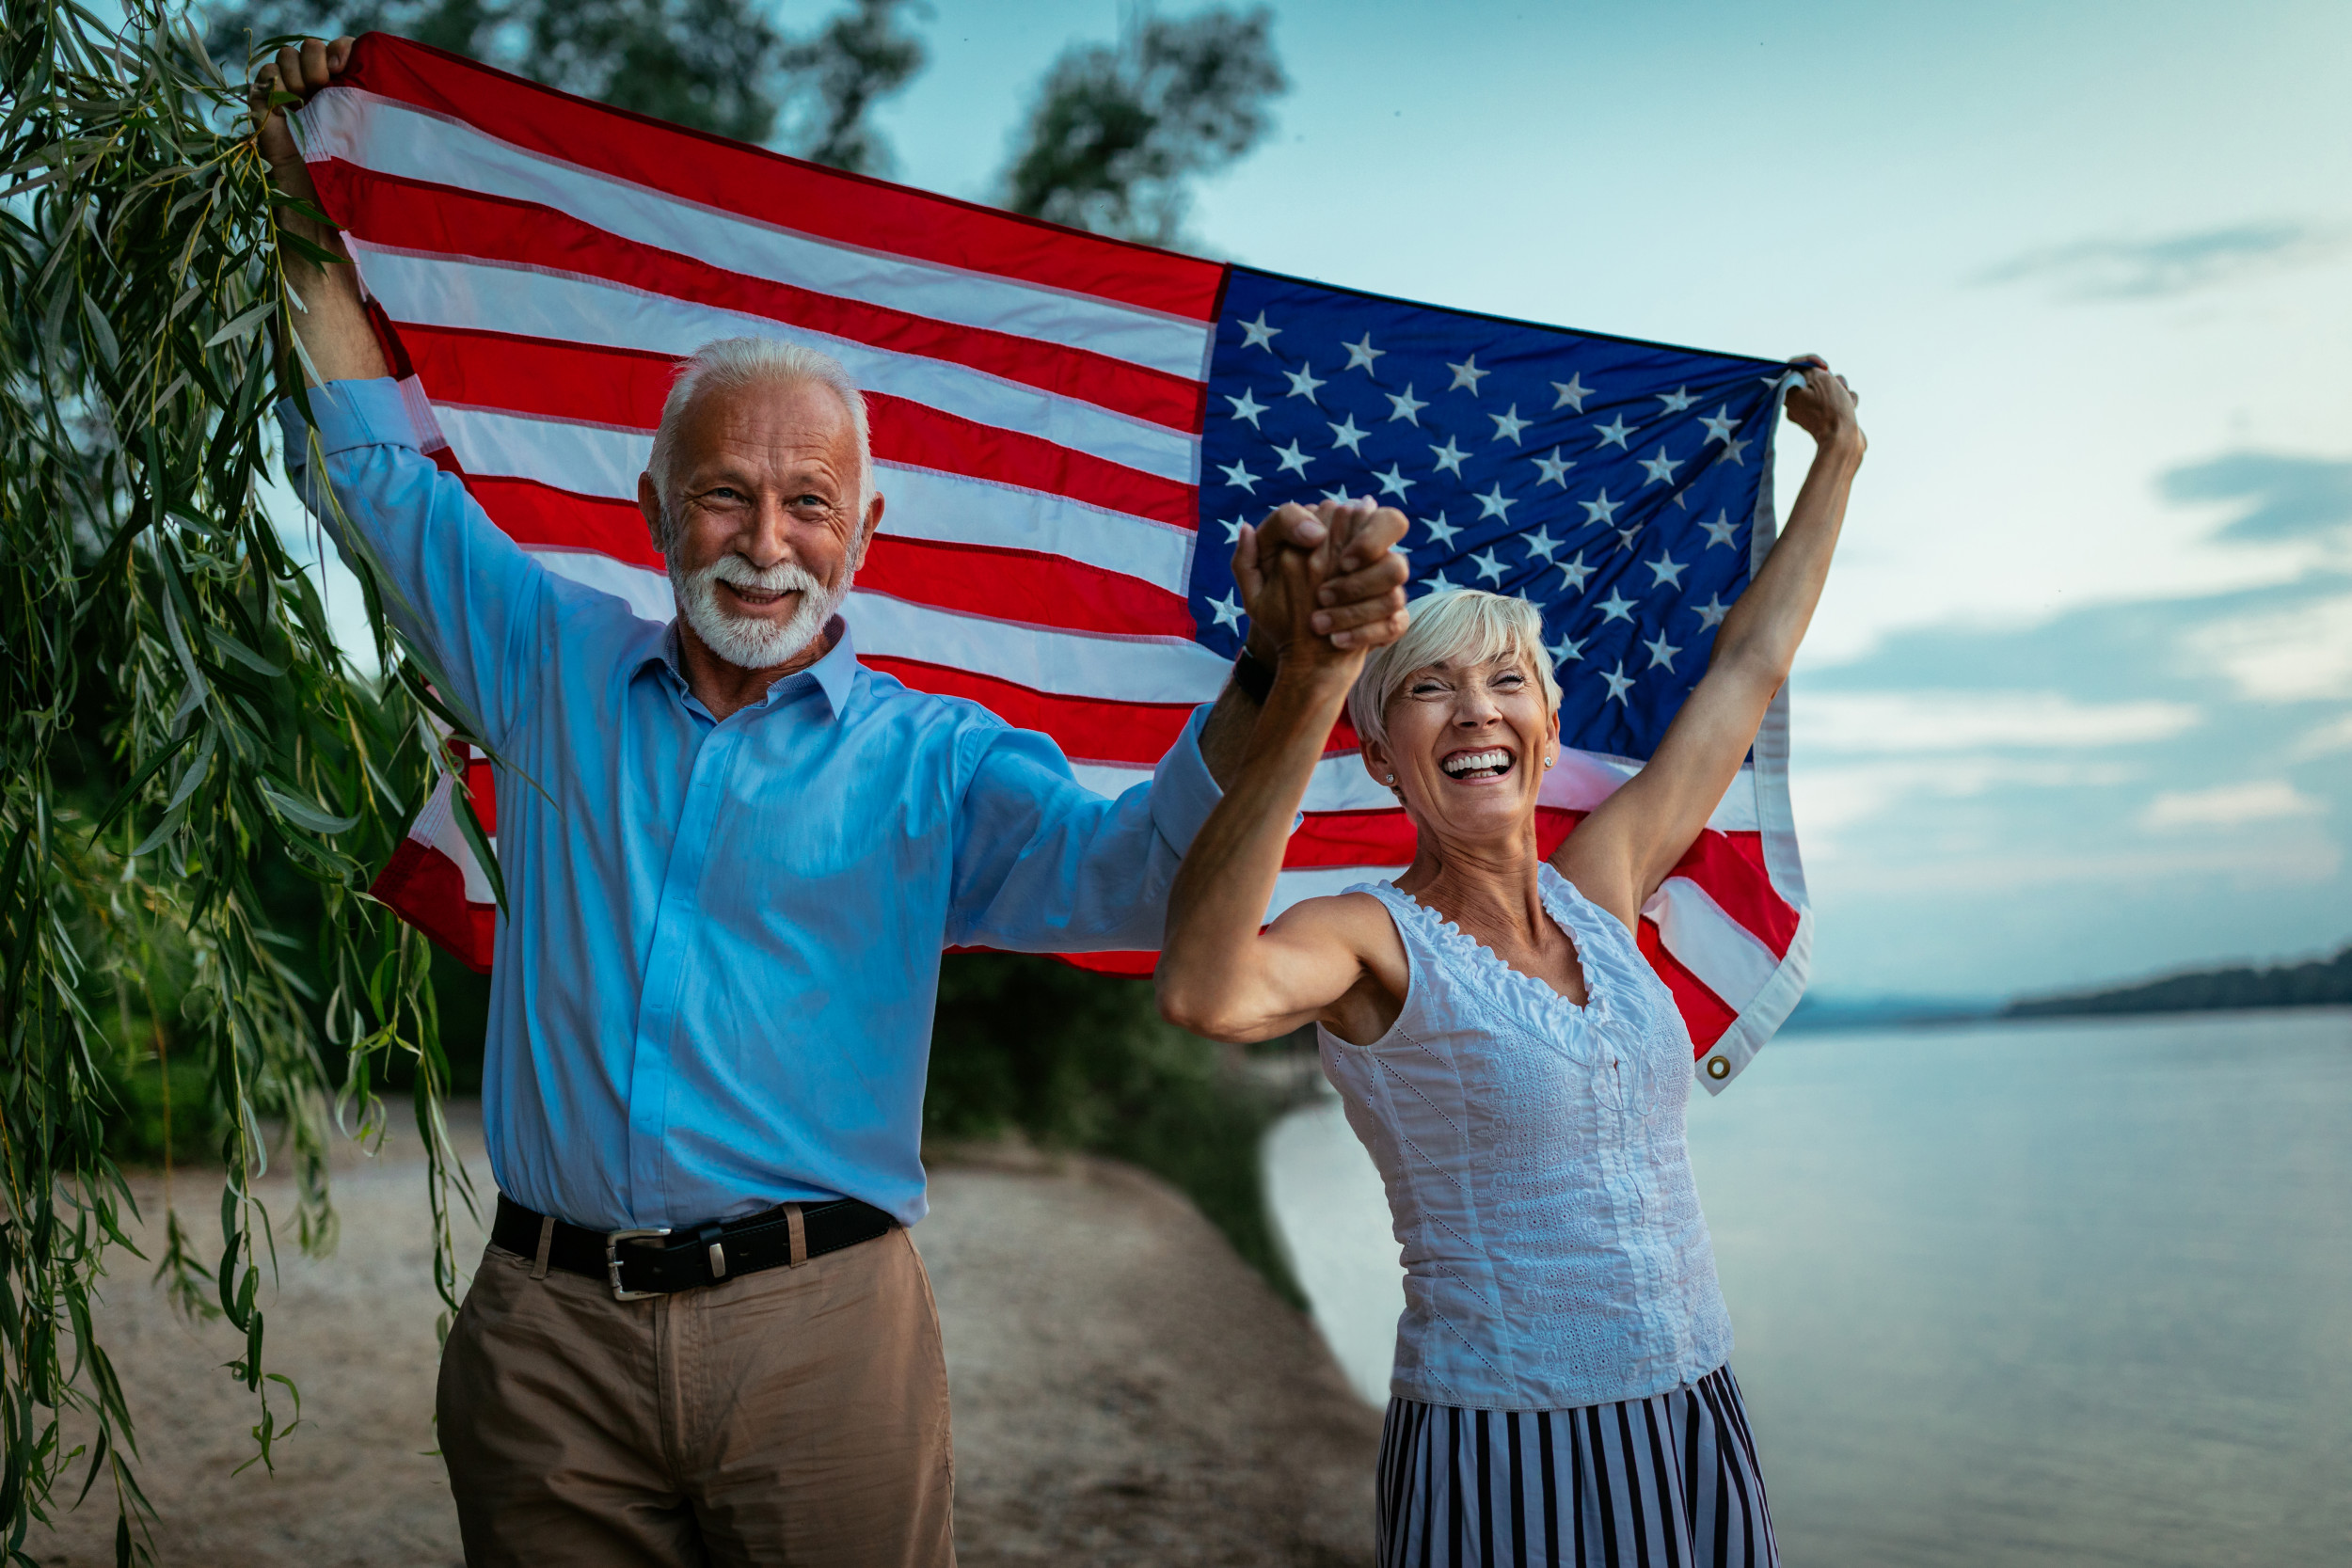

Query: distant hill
[[2004, 943, 2352, 1019], [1780, 994, 1994, 1032]]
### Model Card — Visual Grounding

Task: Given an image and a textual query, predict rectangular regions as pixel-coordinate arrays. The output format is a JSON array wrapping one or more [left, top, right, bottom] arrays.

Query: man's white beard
[[671, 554, 847, 671]]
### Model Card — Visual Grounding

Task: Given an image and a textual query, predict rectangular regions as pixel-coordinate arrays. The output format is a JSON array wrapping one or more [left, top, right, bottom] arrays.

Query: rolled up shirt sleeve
[[946, 703, 1225, 954], [276, 376, 548, 748]]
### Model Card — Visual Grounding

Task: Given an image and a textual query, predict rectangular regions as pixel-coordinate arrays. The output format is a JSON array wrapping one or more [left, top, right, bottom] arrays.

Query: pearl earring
[[1385, 773, 1395, 784], [1545, 756, 1554, 768]]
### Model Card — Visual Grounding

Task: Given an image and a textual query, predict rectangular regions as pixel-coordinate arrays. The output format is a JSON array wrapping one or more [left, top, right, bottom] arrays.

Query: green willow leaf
[[4, 6, 469, 1556]]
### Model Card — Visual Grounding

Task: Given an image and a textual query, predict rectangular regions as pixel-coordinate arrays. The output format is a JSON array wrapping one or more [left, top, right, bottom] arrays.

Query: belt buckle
[[605, 1227, 673, 1301]]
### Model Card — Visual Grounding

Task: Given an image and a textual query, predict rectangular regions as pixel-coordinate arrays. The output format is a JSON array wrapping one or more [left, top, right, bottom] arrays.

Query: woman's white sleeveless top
[[1315, 865, 1733, 1411]]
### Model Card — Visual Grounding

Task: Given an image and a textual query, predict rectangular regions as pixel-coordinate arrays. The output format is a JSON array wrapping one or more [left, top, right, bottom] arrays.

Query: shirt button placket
[[626, 721, 741, 1223]]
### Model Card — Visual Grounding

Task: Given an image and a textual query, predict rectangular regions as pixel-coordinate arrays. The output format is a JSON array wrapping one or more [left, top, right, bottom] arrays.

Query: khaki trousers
[[437, 1224, 955, 1567]]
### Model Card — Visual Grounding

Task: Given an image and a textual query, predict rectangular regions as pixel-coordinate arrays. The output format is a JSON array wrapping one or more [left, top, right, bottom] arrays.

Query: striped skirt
[[1375, 1365, 1777, 1568]]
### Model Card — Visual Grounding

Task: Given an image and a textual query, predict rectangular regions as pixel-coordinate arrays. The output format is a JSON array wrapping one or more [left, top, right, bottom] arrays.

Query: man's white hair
[[644, 337, 873, 551], [1346, 588, 1563, 751]]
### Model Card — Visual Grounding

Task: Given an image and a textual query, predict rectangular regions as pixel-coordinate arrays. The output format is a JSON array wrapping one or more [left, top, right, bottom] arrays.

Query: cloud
[[2159, 451, 2352, 546], [2141, 780, 2326, 831], [2185, 591, 2352, 702], [1973, 222, 2344, 301], [2291, 711, 2352, 759], [1794, 690, 2199, 754]]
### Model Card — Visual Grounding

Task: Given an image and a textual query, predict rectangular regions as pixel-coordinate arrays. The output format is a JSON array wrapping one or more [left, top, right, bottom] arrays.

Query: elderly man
[[257, 37, 1407, 1568]]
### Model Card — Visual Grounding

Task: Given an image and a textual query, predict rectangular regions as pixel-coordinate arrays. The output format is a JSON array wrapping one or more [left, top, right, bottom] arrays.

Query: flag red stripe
[[396, 325, 1200, 531], [1637, 920, 1738, 1051], [862, 656, 1196, 765], [858, 540, 1197, 641], [315, 162, 1207, 434], [342, 36, 1227, 323], [470, 478, 663, 568]]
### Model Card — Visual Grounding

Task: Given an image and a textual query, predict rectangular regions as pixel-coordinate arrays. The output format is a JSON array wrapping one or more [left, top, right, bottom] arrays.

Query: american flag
[[296, 35, 1810, 1089]]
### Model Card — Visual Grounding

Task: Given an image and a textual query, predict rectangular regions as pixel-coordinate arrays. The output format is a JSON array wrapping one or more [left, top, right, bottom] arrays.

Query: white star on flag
[[1446, 355, 1491, 394], [1532, 449, 1576, 486], [1555, 552, 1595, 593], [1594, 414, 1634, 450], [1639, 446, 1684, 486], [1698, 407, 1740, 443], [1473, 483, 1515, 521], [1221, 515, 1248, 543], [1375, 463, 1415, 499], [1211, 591, 1246, 630], [1614, 525, 1643, 552], [1472, 549, 1507, 585], [1658, 386, 1696, 413], [1548, 630, 1584, 664], [1282, 363, 1326, 402], [1342, 333, 1386, 373], [1692, 594, 1731, 630], [1579, 489, 1623, 526], [1597, 589, 1636, 623], [1644, 630, 1681, 670], [1327, 413, 1369, 454], [1520, 526, 1561, 561], [1551, 372, 1594, 412], [1646, 552, 1689, 589], [1700, 510, 1740, 549], [1719, 435, 1751, 467], [1225, 388, 1267, 428], [1238, 311, 1280, 351], [1600, 663, 1635, 704], [1219, 459, 1258, 493], [1421, 512, 1461, 548], [1488, 404, 1531, 444], [1273, 439, 1311, 476], [1385, 384, 1428, 423], [1429, 436, 1469, 476]]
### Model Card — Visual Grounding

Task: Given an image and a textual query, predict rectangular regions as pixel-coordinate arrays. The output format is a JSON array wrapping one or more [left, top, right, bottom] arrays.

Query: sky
[[843, 0, 2350, 999]]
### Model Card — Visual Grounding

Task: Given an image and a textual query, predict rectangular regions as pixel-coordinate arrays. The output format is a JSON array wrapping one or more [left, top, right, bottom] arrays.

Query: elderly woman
[[1158, 362, 1863, 1566]]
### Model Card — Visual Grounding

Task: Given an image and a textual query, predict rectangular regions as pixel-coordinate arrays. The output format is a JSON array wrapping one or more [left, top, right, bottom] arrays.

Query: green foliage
[[205, 0, 929, 162], [0, 4, 468, 1559], [1002, 4, 1285, 245], [929, 952, 1306, 1307]]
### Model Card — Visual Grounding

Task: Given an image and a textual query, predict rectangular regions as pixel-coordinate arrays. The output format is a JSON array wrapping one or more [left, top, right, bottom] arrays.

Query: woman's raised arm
[[1156, 504, 1392, 1044], [1553, 359, 1865, 928]]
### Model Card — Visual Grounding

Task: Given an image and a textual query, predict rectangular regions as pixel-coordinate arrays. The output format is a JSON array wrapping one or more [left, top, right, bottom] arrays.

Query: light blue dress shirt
[[279, 378, 1224, 1230]]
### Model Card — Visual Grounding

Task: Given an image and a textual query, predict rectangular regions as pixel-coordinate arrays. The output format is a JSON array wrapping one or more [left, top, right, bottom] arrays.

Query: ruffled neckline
[[1378, 866, 1620, 1034]]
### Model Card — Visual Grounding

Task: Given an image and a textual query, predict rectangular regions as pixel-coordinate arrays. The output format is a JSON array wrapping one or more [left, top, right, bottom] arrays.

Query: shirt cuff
[[274, 375, 450, 461], [1148, 703, 1224, 853]]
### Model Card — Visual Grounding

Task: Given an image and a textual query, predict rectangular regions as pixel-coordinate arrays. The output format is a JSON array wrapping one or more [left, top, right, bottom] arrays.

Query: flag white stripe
[[874, 464, 1195, 594], [354, 246, 1200, 483], [302, 87, 1213, 379], [1644, 876, 1783, 1003], [847, 592, 1230, 703], [442, 404, 1197, 592]]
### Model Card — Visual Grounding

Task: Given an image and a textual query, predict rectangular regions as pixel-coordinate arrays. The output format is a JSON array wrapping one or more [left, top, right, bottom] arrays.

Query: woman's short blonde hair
[[1346, 588, 1562, 750]]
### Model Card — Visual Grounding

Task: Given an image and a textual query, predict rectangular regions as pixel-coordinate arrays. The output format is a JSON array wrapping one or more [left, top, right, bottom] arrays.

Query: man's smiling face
[[643, 376, 883, 674]]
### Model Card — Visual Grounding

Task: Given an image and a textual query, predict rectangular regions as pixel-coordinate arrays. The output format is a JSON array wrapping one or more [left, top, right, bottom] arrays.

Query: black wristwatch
[[1232, 646, 1277, 704]]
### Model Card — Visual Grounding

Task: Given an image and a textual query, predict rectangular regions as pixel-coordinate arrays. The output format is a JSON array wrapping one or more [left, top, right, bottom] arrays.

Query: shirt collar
[[640, 613, 859, 721]]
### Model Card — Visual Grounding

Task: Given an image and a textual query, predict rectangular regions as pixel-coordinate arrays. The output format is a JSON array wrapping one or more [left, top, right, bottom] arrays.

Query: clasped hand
[[1234, 499, 1411, 677]]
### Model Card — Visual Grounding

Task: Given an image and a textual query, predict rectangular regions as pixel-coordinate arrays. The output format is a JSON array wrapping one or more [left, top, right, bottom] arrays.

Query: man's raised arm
[[257, 38, 559, 749]]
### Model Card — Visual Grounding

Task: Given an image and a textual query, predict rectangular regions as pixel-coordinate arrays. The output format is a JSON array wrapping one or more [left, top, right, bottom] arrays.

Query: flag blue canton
[[1189, 267, 1788, 763]]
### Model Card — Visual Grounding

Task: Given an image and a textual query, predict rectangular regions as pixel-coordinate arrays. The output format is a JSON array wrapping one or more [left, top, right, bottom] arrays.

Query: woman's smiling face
[[1369, 651, 1560, 840]]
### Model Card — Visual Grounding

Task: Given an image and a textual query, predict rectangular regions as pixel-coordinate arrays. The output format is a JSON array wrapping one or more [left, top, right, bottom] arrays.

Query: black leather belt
[[492, 1192, 898, 1301]]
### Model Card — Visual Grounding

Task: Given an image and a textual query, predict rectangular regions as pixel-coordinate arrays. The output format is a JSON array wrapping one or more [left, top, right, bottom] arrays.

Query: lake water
[[1263, 1008, 2352, 1567]]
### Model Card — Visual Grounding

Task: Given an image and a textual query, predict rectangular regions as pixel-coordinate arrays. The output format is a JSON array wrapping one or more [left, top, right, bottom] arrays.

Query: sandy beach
[[33, 1112, 1379, 1567]]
